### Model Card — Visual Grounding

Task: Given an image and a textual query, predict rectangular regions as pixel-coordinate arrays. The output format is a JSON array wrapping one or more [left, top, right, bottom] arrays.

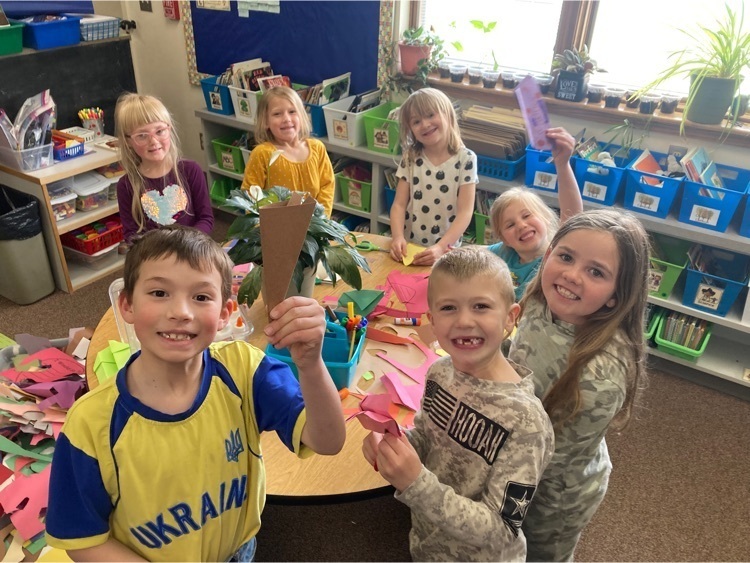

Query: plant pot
[[284, 267, 316, 300], [686, 75, 737, 125], [398, 42, 432, 76], [554, 70, 588, 102]]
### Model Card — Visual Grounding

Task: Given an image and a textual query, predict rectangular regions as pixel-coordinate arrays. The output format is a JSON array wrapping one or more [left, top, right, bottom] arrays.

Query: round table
[[85, 234, 431, 501]]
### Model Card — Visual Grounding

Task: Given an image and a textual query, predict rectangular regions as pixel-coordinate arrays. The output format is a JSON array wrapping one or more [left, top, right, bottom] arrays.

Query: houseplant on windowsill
[[634, 3, 750, 135], [381, 26, 447, 99], [551, 45, 604, 102], [221, 186, 371, 308]]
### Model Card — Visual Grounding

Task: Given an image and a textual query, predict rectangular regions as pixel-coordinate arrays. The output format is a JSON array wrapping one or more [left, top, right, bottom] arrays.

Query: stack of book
[[661, 311, 709, 350], [297, 72, 352, 106], [457, 104, 527, 161]]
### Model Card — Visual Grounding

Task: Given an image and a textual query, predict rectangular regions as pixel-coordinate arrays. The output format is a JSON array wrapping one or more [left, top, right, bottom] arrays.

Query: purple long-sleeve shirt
[[117, 160, 214, 242]]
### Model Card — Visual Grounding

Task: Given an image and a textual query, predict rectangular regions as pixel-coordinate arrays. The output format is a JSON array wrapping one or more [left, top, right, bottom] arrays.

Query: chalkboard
[[0, 37, 136, 136], [190, 1, 379, 96]]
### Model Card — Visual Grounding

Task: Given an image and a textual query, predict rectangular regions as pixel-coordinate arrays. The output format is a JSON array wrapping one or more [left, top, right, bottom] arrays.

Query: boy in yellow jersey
[[46, 225, 345, 561]]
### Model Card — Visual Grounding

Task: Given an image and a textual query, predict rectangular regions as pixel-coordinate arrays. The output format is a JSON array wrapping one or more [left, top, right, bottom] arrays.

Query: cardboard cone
[[259, 192, 315, 317]]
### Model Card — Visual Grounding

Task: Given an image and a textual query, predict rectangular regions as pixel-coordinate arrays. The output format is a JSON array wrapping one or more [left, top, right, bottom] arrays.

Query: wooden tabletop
[[85, 234, 432, 501]]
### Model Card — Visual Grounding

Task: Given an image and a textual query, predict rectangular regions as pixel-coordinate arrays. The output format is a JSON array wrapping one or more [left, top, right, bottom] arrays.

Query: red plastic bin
[[61, 214, 123, 255]]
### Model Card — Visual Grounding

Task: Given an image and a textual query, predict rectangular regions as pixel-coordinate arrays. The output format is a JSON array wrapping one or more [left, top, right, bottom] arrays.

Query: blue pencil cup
[[264, 313, 366, 390]]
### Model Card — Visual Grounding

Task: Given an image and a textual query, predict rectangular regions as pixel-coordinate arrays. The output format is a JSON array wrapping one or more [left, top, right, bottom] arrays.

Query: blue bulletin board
[[188, 1, 380, 96]]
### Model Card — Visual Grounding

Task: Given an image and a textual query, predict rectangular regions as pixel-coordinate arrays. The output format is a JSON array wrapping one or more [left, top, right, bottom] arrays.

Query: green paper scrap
[[25, 534, 48, 555], [339, 289, 385, 317], [0, 434, 53, 463], [362, 370, 374, 381], [0, 333, 16, 348], [94, 340, 132, 384], [13, 354, 40, 371]]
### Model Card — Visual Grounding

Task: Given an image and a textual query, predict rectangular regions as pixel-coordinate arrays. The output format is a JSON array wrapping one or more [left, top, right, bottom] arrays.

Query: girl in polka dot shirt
[[390, 88, 478, 266]]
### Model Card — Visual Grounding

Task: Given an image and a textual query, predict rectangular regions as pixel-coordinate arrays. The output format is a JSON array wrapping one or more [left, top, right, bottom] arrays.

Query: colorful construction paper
[[402, 243, 425, 266], [339, 289, 385, 317], [376, 336, 439, 385], [380, 373, 424, 412], [0, 333, 16, 348], [350, 411, 402, 436], [2, 349, 84, 384], [365, 326, 414, 345], [0, 464, 51, 540], [13, 335, 52, 355]]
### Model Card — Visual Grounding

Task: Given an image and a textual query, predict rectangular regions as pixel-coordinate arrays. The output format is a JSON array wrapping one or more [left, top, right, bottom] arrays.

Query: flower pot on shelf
[[398, 42, 432, 76], [686, 75, 738, 125], [554, 70, 588, 102]]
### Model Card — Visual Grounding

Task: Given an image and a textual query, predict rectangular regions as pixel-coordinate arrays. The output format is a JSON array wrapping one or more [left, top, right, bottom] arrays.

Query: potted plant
[[221, 186, 371, 308], [381, 26, 447, 98], [634, 3, 750, 134], [449, 20, 501, 87], [551, 45, 604, 102]]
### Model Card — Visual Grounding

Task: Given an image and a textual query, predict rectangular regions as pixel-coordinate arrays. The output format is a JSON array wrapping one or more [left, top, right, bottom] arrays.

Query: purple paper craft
[[13, 334, 52, 355], [22, 379, 86, 411]]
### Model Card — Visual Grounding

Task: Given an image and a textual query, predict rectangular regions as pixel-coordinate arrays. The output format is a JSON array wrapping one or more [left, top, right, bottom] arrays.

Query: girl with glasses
[[114, 93, 214, 250]]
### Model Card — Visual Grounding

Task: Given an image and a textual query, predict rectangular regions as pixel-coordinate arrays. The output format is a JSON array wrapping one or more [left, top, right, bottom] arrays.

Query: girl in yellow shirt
[[241, 87, 334, 216]]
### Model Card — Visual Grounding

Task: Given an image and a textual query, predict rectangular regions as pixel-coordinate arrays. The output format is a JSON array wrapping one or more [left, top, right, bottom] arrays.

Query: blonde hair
[[398, 88, 463, 165], [490, 187, 559, 248], [122, 225, 233, 303], [114, 93, 188, 234], [520, 209, 650, 430], [428, 245, 515, 308], [254, 87, 311, 143]]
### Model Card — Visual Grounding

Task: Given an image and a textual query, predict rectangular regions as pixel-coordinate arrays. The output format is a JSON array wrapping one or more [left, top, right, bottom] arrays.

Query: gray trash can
[[0, 186, 55, 305]]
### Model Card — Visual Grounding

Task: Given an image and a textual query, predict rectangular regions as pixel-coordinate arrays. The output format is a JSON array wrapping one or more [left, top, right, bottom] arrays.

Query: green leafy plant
[[601, 118, 652, 161], [221, 186, 371, 308], [634, 3, 750, 135], [450, 20, 500, 70], [552, 45, 604, 75], [381, 26, 447, 98]]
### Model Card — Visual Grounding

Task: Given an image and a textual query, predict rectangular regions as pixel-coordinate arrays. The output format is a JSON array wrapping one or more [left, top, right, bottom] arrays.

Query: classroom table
[[85, 234, 432, 502]]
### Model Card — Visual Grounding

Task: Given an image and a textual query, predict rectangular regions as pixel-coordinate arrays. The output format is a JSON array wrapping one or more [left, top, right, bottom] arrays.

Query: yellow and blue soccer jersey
[[46, 340, 308, 562]]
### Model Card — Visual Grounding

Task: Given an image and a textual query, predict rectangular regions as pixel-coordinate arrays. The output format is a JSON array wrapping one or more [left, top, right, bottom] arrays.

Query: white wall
[[95, 1, 206, 165]]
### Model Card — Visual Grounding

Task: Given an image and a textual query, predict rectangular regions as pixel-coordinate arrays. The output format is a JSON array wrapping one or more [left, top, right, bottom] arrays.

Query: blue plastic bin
[[477, 153, 526, 181], [677, 163, 750, 233], [525, 145, 560, 192], [573, 143, 637, 206], [264, 312, 366, 390], [304, 102, 329, 138], [623, 150, 683, 218], [739, 197, 750, 238], [682, 246, 750, 316], [384, 186, 396, 214], [15, 15, 81, 50], [200, 76, 234, 116]]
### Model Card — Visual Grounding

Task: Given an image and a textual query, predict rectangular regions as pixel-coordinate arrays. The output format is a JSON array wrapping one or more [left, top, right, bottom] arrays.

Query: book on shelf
[[699, 160, 725, 191], [681, 146, 712, 182], [319, 72, 351, 105], [575, 137, 600, 160], [228, 58, 265, 90], [630, 148, 663, 186], [257, 75, 292, 92]]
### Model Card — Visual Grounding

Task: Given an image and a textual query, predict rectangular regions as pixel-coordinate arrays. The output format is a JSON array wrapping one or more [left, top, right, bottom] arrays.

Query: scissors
[[355, 240, 389, 253]]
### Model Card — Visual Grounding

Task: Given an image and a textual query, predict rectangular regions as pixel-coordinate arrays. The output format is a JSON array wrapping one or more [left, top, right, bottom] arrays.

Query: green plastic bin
[[0, 22, 24, 56], [649, 234, 691, 299], [655, 315, 712, 362], [363, 102, 402, 155], [337, 173, 372, 212], [212, 133, 247, 174]]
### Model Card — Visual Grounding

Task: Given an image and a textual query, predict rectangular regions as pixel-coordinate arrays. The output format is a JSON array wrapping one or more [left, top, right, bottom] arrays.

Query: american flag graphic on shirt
[[423, 380, 510, 465]]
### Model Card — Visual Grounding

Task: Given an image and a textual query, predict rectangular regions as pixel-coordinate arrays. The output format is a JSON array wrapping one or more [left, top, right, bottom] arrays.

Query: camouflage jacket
[[395, 356, 554, 562]]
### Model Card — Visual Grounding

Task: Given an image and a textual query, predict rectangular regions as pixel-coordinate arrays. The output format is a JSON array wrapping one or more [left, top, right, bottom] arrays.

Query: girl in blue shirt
[[488, 127, 582, 300]]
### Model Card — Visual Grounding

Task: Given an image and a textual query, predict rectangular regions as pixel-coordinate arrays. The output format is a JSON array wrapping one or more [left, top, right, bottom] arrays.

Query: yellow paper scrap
[[403, 243, 425, 266], [362, 370, 374, 381], [36, 547, 73, 562]]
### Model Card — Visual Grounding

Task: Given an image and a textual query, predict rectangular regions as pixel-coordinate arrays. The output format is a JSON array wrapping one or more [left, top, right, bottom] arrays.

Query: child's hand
[[390, 236, 407, 262], [413, 244, 447, 267], [264, 296, 326, 371], [376, 433, 422, 492], [362, 431, 384, 469], [547, 127, 576, 165]]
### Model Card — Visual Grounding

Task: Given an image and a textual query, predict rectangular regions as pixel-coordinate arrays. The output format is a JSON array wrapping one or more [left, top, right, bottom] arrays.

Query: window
[[420, 0, 750, 94], [422, 0, 564, 73]]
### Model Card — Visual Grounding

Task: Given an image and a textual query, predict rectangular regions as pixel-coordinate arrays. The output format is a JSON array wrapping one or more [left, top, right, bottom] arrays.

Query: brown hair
[[428, 245, 515, 307], [254, 86, 311, 144], [114, 93, 189, 234], [398, 88, 463, 165], [520, 209, 650, 429], [122, 225, 234, 303]]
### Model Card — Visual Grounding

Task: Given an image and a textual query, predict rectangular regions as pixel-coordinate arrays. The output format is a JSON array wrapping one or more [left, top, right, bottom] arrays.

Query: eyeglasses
[[127, 126, 171, 146]]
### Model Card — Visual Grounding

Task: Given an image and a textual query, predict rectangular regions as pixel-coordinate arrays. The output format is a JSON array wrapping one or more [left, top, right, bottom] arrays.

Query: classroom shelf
[[0, 145, 121, 293], [194, 106, 750, 394]]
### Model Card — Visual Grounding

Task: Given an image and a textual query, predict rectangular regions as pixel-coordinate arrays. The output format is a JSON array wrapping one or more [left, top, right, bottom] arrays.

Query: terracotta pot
[[398, 42, 432, 76]]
